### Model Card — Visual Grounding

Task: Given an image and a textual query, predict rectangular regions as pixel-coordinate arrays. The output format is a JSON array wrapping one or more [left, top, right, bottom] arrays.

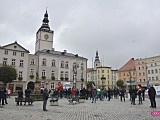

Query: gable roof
[[118, 58, 135, 72], [2, 41, 29, 53]]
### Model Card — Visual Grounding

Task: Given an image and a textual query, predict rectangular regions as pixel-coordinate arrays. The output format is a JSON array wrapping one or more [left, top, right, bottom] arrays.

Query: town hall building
[[0, 10, 87, 93]]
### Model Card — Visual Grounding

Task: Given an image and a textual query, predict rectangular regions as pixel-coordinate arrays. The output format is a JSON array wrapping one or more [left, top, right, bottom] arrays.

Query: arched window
[[73, 62, 76, 69], [65, 61, 69, 68], [52, 59, 56, 67], [61, 61, 64, 68], [42, 58, 46, 66]]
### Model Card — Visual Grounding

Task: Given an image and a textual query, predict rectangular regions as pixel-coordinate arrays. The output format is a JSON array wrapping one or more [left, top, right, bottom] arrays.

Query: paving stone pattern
[[0, 96, 159, 120]]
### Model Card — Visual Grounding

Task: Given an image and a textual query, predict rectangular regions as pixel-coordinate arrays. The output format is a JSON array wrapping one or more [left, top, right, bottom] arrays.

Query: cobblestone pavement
[[0, 96, 159, 120]]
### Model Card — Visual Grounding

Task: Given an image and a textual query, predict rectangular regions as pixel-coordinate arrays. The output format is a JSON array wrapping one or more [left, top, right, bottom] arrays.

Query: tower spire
[[95, 51, 100, 61], [40, 10, 50, 30]]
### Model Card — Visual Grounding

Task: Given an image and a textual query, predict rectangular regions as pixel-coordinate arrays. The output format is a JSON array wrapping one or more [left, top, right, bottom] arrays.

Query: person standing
[[131, 87, 136, 105], [148, 86, 156, 108], [137, 85, 142, 105], [142, 88, 145, 101], [3, 86, 8, 104], [43, 88, 49, 111], [0, 85, 6, 105], [107, 88, 111, 101], [119, 88, 125, 102]]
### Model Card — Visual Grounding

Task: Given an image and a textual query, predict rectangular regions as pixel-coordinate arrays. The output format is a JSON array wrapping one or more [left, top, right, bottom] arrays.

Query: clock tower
[[35, 10, 54, 53]]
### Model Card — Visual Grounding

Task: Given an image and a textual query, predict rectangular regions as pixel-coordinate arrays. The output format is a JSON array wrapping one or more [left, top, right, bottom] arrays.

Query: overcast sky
[[1, 0, 160, 69]]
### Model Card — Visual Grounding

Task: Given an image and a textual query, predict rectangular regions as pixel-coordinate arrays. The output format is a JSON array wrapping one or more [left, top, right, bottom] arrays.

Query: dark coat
[[25, 89, 31, 97], [18, 90, 23, 98], [148, 87, 156, 98], [131, 89, 137, 98], [43, 89, 49, 100]]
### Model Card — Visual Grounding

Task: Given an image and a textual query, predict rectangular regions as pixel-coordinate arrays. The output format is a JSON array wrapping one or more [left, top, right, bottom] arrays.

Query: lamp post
[[73, 63, 77, 89]]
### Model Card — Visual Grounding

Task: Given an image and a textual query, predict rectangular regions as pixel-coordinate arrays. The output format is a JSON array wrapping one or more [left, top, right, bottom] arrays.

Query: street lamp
[[73, 63, 77, 89]]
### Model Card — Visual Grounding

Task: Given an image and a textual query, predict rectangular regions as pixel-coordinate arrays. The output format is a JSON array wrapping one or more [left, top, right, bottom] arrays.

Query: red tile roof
[[118, 58, 135, 72], [87, 68, 94, 73]]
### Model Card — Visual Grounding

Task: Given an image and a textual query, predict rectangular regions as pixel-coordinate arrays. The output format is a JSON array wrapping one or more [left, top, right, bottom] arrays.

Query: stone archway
[[27, 81, 35, 91]]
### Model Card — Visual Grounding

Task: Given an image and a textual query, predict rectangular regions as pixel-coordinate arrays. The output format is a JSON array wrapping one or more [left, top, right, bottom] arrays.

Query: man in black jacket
[[148, 86, 156, 108], [43, 88, 49, 111]]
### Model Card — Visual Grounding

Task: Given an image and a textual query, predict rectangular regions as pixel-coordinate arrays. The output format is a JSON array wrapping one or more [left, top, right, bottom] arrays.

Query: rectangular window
[[19, 60, 24, 67], [12, 59, 16, 66], [51, 83, 54, 89], [156, 76, 158, 80], [4, 50, 8, 55], [60, 71, 64, 78], [51, 71, 55, 77], [13, 51, 16, 56], [30, 59, 35, 65], [21, 53, 24, 57], [42, 70, 46, 76], [30, 69, 34, 75], [148, 77, 151, 81], [19, 71, 23, 77], [3, 58, 7, 65], [102, 70, 104, 73], [152, 77, 154, 81], [155, 69, 158, 73], [151, 70, 154, 74], [148, 70, 150, 74]]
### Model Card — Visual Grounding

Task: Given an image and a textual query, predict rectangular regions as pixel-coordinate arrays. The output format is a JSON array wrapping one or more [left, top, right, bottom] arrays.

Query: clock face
[[44, 34, 49, 40]]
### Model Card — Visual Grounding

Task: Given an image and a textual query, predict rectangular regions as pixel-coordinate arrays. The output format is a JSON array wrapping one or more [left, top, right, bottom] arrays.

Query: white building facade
[[0, 10, 87, 93]]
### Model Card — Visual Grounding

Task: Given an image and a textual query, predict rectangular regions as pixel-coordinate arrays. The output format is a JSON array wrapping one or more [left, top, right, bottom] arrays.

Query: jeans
[[92, 96, 96, 103]]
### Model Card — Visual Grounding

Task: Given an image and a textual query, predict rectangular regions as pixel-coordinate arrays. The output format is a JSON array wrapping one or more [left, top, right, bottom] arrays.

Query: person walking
[[42, 88, 49, 111], [148, 86, 156, 108], [92, 87, 97, 103]]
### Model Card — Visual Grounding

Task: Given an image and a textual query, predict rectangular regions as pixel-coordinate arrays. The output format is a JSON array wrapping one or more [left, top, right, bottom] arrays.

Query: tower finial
[[40, 9, 50, 30]]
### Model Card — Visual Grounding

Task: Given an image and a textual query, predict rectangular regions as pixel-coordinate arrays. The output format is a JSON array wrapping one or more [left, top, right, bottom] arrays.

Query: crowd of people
[[0, 84, 157, 111]]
